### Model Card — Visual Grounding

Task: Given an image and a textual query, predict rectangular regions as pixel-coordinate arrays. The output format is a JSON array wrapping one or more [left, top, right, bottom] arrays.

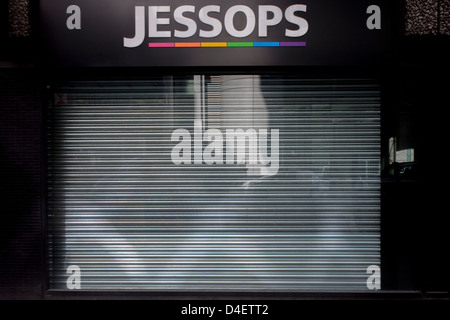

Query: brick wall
[[404, 0, 450, 35], [7, 0, 32, 37]]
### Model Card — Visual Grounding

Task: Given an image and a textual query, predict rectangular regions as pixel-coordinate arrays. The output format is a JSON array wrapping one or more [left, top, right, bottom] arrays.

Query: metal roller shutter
[[46, 75, 380, 291]]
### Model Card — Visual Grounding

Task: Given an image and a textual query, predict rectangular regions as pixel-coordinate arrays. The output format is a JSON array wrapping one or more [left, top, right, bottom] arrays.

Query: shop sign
[[40, 0, 395, 67]]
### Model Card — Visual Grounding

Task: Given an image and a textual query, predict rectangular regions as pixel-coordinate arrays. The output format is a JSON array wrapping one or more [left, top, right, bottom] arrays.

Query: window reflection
[[387, 137, 416, 178]]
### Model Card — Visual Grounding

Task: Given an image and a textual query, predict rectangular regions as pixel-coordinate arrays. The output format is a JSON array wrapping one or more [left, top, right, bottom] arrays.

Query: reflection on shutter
[[47, 75, 380, 291]]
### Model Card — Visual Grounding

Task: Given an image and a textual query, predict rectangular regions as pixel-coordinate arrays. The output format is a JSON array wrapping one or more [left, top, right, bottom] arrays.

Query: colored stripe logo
[[149, 42, 306, 48]]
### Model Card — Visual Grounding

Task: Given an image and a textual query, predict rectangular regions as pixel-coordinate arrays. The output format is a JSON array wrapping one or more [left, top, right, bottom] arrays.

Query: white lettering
[[225, 305, 269, 315], [171, 128, 192, 165], [181, 304, 216, 318], [174, 5, 197, 38], [194, 120, 203, 164], [203, 129, 224, 165], [366, 5, 381, 30], [66, 265, 81, 289], [258, 6, 283, 37], [366, 265, 381, 290], [285, 4, 308, 37], [148, 6, 171, 38], [171, 128, 279, 176], [199, 5, 222, 38], [66, 5, 81, 30], [224, 5, 256, 38], [124, 4, 309, 46], [258, 129, 279, 176], [123, 6, 145, 48], [226, 128, 258, 166]]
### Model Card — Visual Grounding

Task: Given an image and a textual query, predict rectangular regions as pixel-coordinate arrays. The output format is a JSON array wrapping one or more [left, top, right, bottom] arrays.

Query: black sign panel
[[40, 0, 396, 67]]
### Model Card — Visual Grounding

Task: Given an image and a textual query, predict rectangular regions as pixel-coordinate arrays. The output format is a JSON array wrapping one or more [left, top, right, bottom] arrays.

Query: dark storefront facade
[[1, 0, 449, 302]]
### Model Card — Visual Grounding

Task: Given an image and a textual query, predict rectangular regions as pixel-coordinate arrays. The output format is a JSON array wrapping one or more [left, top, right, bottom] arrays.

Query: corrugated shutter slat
[[47, 75, 380, 291]]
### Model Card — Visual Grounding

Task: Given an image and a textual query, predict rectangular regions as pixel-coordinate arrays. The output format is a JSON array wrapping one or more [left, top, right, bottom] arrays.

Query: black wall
[[0, 0, 448, 300], [0, 68, 42, 299]]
